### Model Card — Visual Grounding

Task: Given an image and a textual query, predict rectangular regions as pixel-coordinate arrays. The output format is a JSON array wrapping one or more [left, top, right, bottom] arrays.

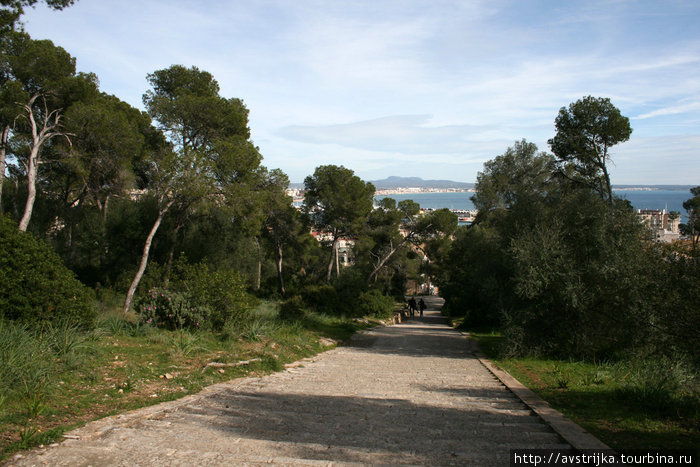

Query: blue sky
[[22, 0, 700, 184]]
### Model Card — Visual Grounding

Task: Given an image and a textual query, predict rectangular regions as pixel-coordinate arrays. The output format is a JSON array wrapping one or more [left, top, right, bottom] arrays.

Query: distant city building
[[637, 209, 680, 243]]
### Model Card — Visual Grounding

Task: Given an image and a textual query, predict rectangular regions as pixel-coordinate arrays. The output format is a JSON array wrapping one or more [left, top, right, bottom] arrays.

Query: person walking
[[418, 298, 426, 317], [408, 297, 417, 317]]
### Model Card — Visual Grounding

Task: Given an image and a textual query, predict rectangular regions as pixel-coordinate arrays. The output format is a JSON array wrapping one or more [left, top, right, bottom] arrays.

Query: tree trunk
[[275, 243, 285, 296], [367, 240, 403, 285], [98, 194, 112, 272], [18, 144, 40, 231], [102, 193, 111, 227], [18, 94, 66, 231], [163, 222, 183, 287], [601, 160, 613, 205], [0, 125, 9, 213], [123, 199, 174, 313], [254, 237, 262, 291], [597, 144, 613, 206], [335, 240, 340, 277], [326, 236, 338, 282]]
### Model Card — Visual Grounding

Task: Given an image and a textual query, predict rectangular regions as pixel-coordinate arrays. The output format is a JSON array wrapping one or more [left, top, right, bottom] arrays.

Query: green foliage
[[96, 312, 132, 336], [438, 133, 687, 361], [135, 287, 209, 331], [548, 96, 632, 202], [622, 360, 698, 412], [167, 330, 205, 357], [507, 193, 655, 358], [680, 186, 700, 247], [135, 260, 255, 331], [0, 320, 53, 404], [240, 316, 279, 342], [356, 289, 394, 318], [279, 295, 306, 321], [171, 260, 255, 329], [41, 318, 92, 364], [301, 284, 338, 314], [303, 165, 375, 281], [0, 215, 95, 326]]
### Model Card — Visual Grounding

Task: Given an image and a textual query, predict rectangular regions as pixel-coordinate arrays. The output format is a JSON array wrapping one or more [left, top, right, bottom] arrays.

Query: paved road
[[10, 297, 568, 466]]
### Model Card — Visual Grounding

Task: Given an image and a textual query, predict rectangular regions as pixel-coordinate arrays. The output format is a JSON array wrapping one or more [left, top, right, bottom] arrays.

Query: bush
[[0, 215, 95, 327], [135, 259, 256, 331], [135, 287, 210, 330], [279, 295, 306, 321], [171, 261, 255, 330], [357, 289, 394, 318], [332, 270, 368, 315], [301, 285, 338, 314]]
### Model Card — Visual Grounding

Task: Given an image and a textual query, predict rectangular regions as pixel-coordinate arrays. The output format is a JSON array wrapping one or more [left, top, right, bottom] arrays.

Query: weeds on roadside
[[613, 357, 699, 413], [552, 364, 570, 389], [168, 330, 205, 357], [241, 318, 278, 342], [42, 318, 93, 363]]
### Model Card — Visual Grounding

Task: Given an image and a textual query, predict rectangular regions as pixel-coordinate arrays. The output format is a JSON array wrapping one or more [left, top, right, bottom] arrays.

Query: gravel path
[[9, 297, 568, 466]]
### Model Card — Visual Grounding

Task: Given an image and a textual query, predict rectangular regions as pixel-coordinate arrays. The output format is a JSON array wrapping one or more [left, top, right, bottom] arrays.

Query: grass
[[467, 331, 700, 450], [0, 300, 383, 460]]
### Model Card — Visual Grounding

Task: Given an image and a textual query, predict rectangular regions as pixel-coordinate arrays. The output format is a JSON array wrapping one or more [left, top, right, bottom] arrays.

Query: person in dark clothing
[[408, 297, 417, 317], [418, 298, 426, 317]]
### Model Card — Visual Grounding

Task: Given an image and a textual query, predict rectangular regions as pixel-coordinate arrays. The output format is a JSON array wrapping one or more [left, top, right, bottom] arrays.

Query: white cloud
[[635, 102, 700, 120]]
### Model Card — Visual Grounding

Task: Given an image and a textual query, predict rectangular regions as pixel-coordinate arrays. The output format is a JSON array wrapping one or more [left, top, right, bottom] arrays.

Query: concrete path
[[9, 297, 569, 466]]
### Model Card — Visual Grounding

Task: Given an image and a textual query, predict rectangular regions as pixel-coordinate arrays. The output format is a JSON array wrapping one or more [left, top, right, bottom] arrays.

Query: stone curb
[[460, 332, 610, 451]]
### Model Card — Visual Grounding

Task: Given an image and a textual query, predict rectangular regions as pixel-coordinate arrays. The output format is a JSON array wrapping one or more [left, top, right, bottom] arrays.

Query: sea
[[375, 189, 691, 218]]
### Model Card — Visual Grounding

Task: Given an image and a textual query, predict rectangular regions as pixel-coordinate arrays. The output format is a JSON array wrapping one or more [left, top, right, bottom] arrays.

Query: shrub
[[356, 289, 394, 318], [332, 270, 368, 315], [301, 285, 338, 314], [0, 215, 95, 327], [135, 287, 209, 330], [280, 295, 306, 321], [171, 261, 255, 330]]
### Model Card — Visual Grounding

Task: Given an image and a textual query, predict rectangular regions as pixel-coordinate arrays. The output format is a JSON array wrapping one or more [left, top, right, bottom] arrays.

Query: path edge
[[462, 332, 611, 452]]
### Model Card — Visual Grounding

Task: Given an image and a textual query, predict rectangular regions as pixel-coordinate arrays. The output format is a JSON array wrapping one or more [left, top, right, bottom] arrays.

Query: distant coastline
[[374, 187, 475, 196], [290, 177, 693, 194]]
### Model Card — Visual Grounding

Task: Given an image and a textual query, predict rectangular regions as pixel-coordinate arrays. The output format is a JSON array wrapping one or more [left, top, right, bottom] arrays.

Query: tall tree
[[362, 199, 457, 286], [1, 0, 78, 209], [303, 165, 374, 282], [472, 139, 556, 214], [548, 96, 632, 205], [257, 168, 298, 296], [1, 33, 97, 230], [123, 65, 259, 313], [41, 93, 165, 277]]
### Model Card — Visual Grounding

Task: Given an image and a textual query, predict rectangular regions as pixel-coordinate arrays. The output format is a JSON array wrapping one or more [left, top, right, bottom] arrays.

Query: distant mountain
[[370, 176, 475, 190]]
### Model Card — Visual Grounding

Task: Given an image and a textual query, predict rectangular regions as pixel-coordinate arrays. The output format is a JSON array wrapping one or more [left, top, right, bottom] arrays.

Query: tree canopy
[[548, 96, 632, 204], [303, 165, 375, 281]]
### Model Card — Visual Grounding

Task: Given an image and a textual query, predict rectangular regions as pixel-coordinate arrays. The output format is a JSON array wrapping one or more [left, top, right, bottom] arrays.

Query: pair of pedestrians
[[407, 297, 426, 317]]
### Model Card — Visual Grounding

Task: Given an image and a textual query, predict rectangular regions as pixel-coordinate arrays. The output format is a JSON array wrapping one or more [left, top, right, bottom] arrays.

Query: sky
[[21, 0, 700, 184]]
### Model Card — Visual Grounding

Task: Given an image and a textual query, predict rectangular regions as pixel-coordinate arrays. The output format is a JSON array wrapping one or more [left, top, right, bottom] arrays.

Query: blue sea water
[[375, 190, 691, 215]]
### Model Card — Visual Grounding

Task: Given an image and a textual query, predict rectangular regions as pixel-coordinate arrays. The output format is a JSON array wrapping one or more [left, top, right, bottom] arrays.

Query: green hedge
[[357, 289, 394, 317], [0, 215, 95, 326]]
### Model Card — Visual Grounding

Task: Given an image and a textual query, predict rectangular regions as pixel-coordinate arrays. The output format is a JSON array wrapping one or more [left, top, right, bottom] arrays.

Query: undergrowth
[[468, 331, 699, 450]]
